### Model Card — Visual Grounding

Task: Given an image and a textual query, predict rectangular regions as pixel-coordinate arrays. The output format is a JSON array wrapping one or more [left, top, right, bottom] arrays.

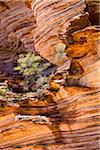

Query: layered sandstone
[[0, 0, 35, 74], [0, 1, 100, 150]]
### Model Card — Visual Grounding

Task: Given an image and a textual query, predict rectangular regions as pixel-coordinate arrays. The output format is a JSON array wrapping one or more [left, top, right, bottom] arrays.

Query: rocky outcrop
[[0, 25, 100, 149], [0, 1, 100, 150], [0, 87, 99, 150], [0, 0, 36, 74], [0, 0, 99, 73], [33, 0, 90, 65]]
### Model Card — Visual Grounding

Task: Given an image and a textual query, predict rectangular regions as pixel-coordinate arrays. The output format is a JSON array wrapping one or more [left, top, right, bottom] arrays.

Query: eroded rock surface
[[0, 88, 100, 150], [0, 1, 100, 150], [33, 0, 90, 65], [0, 0, 36, 74]]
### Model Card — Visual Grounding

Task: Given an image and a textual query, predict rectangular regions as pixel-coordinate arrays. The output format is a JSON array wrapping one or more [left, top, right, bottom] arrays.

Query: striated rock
[[0, 0, 99, 73], [0, 0, 99, 74], [0, 0, 36, 74], [0, 88, 100, 149], [32, 0, 90, 65], [0, 1, 100, 150]]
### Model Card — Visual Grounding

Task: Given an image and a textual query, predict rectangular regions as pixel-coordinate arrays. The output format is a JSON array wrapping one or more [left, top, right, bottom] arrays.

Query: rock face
[[0, 88, 100, 150], [86, 0, 100, 25], [33, 0, 90, 65], [0, 0, 100, 150], [0, 0, 99, 72], [0, 0, 36, 74], [65, 26, 100, 88]]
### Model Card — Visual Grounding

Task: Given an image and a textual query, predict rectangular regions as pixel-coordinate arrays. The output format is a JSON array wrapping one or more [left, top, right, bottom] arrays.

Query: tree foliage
[[15, 52, 51, 99]]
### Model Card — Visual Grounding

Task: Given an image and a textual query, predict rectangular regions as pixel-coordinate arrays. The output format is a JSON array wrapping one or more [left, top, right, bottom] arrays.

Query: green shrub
[[15, 52, 51, 99]]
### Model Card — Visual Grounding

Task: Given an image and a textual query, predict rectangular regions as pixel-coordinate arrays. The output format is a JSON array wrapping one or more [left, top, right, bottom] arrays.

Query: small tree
[[15, 52, 51, 99]]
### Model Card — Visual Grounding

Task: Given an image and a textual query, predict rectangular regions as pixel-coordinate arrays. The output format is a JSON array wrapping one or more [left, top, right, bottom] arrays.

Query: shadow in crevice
[[84, 0, 100, 25]]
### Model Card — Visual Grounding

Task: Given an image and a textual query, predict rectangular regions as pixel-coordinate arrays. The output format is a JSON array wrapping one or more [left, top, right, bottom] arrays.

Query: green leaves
[[14, 52, 51, 99], [15, 53, 50, 76], [0, 88, 7, 96]]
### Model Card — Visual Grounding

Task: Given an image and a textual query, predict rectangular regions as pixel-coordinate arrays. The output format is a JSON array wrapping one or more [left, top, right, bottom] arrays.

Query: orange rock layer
[[0, 88, 100, 150], [0, 1, 100, 150], [33, 0, 90, 65]]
